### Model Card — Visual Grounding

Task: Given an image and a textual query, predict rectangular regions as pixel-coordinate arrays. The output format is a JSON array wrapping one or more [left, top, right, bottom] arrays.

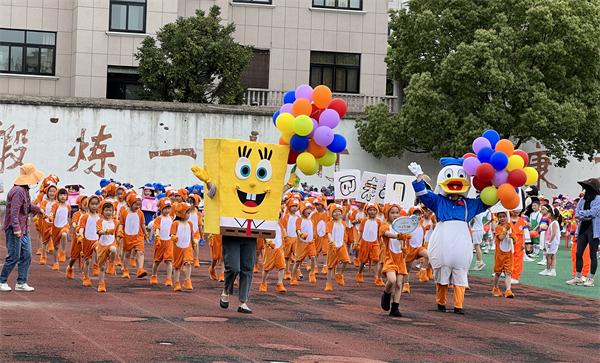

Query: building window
[[106, 66, 141, 100], [310, 51, 360, 94], [109, 0, 146, 33], [312, 0, 362, 11], [241, 49, 270, 89], [0, 28, 56, 75], [232, 0, 272, 4]]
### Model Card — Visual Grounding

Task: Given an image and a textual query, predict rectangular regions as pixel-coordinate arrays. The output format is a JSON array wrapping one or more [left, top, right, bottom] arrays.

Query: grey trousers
[[222, 235, 256, 303]]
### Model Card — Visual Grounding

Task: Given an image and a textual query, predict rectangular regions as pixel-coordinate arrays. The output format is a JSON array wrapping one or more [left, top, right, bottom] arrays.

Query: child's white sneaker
[[583, 278, 595, 287], [538, 269, 549, 276], [0, 282, 11, 292], [537, 259, 547, 265], [566, 277, 584, 286], [547, 269, 556, 277]]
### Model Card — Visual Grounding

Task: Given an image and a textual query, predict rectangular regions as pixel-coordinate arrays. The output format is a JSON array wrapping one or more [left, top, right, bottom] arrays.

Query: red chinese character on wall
[[0, 121, 29, 173], [528, 150, 557, 190], [68, 125, 117, 178]]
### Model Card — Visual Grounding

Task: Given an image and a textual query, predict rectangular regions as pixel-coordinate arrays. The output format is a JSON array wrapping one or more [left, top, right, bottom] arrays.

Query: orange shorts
[[154, 238, 173, 262], [96, 243, 116, 267], [81, 238, 98, 260], [283, 237, 297, 259], [70, 237, 82, 260], [404, 245, 426, 265], [295, 241, 316, 262], [123, 235, 144, 253], [326, 243, 351, 269], [494, 250, 513, 274], [51, 225, 69, 248], [315, 235, 329, 255], [209, 235, 222, 262], [263, 247, 285, 272], [345, 228, 357, 246], [173, 245, 194, 269], [382, 250, 408, 275], [41, 221, 52, 244], [358, 241, 380, 263]]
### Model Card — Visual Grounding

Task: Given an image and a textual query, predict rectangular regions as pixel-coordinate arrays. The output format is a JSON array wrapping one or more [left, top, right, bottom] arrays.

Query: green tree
[[357, 0, 600, 166], [135, 6, 252, 104]]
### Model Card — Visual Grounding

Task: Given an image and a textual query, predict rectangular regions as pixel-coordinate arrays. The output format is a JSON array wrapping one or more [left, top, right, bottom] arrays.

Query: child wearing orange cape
[[402, 208, 430, 293], [492, 212, 516, 298], [280, 198, 300, 280], [48, 188, 71, 270], [208, 234, 224, 281], [96, 201, 118, 292], [170, 202, 194, 292], [150, 199, 174, 286], [77, 195, 101, 287], [510, 210, 527, 284], [39, 184, 57, 265], [187, 194, 203, 268], [290, 202, 318, 285], [118, 193, 148, 279], [66, 195, 88, 279], [324, 203, 351, 291], [312, 196, 330, 274], [356, 203, 384, 286], [259, 222, 287, 293]]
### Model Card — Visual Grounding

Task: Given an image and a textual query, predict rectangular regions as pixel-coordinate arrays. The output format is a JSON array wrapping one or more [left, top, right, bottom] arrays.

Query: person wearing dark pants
[[1, 164, 45, 292], [220, 236, 257, 313], [567, 178, 600, 287]]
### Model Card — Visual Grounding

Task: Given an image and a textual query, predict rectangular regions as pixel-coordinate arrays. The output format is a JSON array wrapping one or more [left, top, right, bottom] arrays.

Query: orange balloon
[[307, 139, 327, 158], [502, 193, 520, 209], [495, 139, 514, 156], [312, 85, 332, 109], [292, 98, 312, 116], [497, 183, 517, 204]]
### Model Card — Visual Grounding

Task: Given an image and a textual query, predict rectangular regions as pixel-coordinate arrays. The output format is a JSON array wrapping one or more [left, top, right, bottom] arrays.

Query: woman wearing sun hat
[[0, 163, 45, 292]]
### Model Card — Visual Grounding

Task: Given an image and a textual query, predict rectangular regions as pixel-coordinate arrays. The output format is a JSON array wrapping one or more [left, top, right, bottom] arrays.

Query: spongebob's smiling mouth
[[237, 189, 267, 208]]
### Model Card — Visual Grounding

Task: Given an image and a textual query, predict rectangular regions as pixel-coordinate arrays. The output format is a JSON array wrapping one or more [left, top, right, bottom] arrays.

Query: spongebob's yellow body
[[200, 139, 289, 238]]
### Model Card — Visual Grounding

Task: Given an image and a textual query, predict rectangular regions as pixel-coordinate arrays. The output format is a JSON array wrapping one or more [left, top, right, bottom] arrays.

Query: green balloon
[[318, 151, 337, 167], [480, 186, 499, 206], [294, 115, 314, 136]]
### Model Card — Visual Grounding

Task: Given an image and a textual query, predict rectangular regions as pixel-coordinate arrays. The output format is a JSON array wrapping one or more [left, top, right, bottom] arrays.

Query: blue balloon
[[327, 134, 347, 153], [482, 129, 501, 148], [272, 110, 280, 125], [283, 90, 296, 104], [99, 178, 110, 188], [489, 151, 509, 171], [477, 147, 494, 163], [290, 135, 309, 152]]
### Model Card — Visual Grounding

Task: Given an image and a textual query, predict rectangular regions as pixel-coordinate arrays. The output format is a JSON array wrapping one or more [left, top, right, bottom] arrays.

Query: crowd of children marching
[[29, 174, 595, 317]]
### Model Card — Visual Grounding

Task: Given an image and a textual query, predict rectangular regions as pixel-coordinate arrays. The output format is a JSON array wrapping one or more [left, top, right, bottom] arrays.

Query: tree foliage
[[357, 0, 600, 166], [135, 6, 252, 104]]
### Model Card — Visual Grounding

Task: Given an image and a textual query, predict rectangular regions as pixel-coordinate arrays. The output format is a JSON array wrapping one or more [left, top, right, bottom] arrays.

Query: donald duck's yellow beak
[[439, 177, 470, 194]]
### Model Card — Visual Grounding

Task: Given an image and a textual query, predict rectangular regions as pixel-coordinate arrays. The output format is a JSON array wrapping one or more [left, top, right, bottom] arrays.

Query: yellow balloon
[[317, 151, 337, 167], [276, 113, 295, 134], [294, 115, 314, 136], [297, 152, 317, 175], [506, 154, 525, 171], [523, 167, 538, 185]]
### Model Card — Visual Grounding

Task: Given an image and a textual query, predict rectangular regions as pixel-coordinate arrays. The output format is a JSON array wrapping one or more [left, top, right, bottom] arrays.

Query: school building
[[0, 0, 408, 112]]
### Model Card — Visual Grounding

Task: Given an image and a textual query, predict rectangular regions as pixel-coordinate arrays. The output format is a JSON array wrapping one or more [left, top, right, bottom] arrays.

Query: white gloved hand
[[408, 162, 423, 177]]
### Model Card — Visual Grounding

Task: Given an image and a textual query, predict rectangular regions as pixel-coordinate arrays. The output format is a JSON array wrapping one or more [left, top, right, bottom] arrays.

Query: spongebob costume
[[409, 158, 488, 314]]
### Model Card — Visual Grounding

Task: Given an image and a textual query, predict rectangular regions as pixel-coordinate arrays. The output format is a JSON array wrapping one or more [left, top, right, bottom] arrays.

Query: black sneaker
[[437, 304, 446, 312], [453, 308, 465, 315], [389, 303, 402, 317], [381, 291, 392, 311]]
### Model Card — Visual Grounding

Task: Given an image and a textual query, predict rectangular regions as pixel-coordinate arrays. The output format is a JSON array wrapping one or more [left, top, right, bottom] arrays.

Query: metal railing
[[244, 88, 398, 113]]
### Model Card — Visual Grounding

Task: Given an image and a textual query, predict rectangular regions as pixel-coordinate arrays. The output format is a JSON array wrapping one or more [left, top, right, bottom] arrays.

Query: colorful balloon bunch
[[272, 84, 348, 175], [463, 129, 539, 209]]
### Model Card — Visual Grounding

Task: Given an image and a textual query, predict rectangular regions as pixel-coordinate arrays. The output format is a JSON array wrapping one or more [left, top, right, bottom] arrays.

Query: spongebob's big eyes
[[235, 157, 252, 180], [256, 159, 272, 181]]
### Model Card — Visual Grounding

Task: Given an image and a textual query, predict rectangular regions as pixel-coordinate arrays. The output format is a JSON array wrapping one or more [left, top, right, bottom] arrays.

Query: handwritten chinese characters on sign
[[334, 169, 361, 200], [0, 121, 29, 173], [357, 172, 386, 204], [68, 125, 117, 178], [384, 174, 416, 209]]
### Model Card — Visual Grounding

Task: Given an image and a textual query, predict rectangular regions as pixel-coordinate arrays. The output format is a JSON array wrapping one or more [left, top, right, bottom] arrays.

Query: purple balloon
[[492, 170, 508, 187], [319, 109, 341, 129], [308, 118, 318, 138], [295, 84, 313, 102], [463, 157, 481, 176], [313, 126, 334, 147], [280, 103, 293, 114], [472, 137, 492, 154]]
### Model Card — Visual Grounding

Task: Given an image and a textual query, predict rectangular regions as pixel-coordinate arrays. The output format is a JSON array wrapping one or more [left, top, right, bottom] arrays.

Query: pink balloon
[[313, 126, 334, 147], [307, 118, 318, 138], [472, 137, 492, 154], [492, 170, 508, 187], [295, 84, 313, 102], [319, 109, 341, 129], [280, 103, 293, 114], [463, 157, 480, 176]]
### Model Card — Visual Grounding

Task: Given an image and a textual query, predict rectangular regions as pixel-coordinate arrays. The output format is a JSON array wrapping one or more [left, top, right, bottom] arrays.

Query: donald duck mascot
[[409, 158, 489, 314]]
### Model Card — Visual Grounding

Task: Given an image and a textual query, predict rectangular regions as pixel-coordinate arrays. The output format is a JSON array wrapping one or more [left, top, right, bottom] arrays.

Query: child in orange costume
[[324, 203, 351, 291], [150, 199, 174, 286], [48, 188, 71, 270], [77, 195, 101, 287], [96, 201, 118, 293], [187, 194, 203, 268], [571, 236, 591, 278], [509, 210, 527, 283], [291, 202, 318, 285], [208, 234, 224, 282], [259, 222, 287, 293], [312, 196, 330, 274], [280, 198, 300, 280], [113, 185, 127, 267], [492, 212, 516, 298], [255, 237, 265, 273], [421, 207, 436, 280], [118, 193, 148, 279], [356, 203, 384, 286], [346, 203, 362, 267], [402, 208, 430, 293], [66, 195, 88, 279], [170, 202, 195, 292], [379, 203, 411, 317], [39, 184, 57, 265], [33, 175, 59, 256]]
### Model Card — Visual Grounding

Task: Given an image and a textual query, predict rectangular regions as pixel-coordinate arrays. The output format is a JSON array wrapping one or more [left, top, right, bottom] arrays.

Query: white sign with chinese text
[[384, 174, 416, 209], [357, 171, 386, 203], [334, 169, 361, 200]]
